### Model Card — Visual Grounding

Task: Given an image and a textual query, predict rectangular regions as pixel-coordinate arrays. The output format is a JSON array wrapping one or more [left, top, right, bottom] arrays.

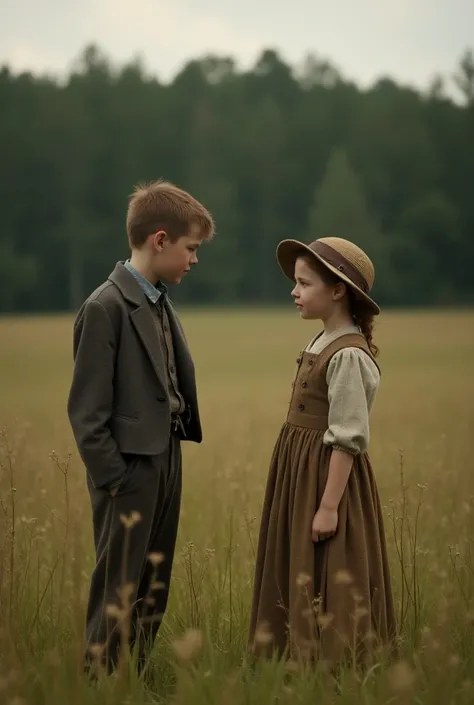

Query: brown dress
[[249, 333, 396, 665]]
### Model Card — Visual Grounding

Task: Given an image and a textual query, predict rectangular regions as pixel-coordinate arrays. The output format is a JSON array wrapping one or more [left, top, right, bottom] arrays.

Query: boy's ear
[[152, 230, 167, 251]]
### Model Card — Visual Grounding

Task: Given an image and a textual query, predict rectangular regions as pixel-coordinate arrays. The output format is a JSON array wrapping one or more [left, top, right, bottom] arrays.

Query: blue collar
[[124, 260, 168, 304]]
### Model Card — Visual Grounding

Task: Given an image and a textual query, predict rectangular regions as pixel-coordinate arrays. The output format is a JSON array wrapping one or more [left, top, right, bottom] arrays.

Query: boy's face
[[153, 225, 202, 285]]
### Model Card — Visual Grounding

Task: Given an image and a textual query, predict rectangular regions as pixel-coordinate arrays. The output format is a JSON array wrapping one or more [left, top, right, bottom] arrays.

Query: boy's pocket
[[111, 453, 141, 496]]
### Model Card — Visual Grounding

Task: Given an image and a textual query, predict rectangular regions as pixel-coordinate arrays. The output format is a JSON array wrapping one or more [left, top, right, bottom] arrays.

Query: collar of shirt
[[124, 260, 168, 304]]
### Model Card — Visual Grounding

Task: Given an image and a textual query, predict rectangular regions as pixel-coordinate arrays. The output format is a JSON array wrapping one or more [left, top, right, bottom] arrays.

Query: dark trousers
[[85, 435, 182, 672]]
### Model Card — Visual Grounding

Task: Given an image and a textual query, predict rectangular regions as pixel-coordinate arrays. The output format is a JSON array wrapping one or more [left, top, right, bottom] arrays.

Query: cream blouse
[[306, 326, 380, 455]]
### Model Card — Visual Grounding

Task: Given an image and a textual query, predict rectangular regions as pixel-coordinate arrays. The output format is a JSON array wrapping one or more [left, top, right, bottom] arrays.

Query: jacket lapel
[[129, 305, 167, 390], [165, 299, 197, 402], [108, 263, 167, 390]]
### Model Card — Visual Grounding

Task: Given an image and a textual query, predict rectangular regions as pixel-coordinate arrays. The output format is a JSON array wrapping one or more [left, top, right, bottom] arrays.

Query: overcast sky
[[1, 0, 473, 93]]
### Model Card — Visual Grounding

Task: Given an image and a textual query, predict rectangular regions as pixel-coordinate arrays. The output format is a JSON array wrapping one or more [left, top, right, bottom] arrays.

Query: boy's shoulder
[[86, 279, 121, 307], [75, 273, 128, 328]]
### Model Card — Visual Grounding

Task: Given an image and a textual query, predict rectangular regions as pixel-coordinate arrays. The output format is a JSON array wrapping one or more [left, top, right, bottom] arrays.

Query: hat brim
[[276, 239, 380, 315]]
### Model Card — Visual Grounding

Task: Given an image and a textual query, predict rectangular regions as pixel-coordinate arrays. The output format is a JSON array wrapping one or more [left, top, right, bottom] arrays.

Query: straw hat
[[276, 236, 380, 314]]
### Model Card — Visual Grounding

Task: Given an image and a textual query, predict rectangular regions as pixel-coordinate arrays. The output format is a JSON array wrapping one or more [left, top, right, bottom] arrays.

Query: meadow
[[0, 309, 473, 704]]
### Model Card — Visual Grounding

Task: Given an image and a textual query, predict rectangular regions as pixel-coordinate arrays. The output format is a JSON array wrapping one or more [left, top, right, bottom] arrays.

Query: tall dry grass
[[0, 309, 473, 704]]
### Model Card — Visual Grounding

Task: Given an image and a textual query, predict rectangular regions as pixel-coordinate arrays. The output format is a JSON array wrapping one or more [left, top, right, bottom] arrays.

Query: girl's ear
[[333, 281, 347, 302]]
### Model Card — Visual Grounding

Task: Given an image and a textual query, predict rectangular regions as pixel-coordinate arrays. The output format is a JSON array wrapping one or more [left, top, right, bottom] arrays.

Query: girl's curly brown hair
[[348, 292, 379, 358]]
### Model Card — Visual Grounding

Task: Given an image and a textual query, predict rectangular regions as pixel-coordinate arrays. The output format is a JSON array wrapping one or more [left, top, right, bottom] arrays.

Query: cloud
[[1, 43, 61, 75], [0, 0, 472, 88], [91, 0, 265, 75]]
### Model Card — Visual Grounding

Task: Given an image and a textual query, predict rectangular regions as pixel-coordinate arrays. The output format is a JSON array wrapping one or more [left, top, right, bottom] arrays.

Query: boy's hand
[[110, 485, 119, 497], [312, 505, 338, 542]]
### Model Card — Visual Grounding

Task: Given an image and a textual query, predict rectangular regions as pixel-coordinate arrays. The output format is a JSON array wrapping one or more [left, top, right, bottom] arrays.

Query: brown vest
[[286, 333, 379, 430], [148, 298, 185, 415]]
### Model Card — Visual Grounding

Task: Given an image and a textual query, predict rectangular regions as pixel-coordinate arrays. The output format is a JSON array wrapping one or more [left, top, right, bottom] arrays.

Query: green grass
[[0, 309, 473, 704]]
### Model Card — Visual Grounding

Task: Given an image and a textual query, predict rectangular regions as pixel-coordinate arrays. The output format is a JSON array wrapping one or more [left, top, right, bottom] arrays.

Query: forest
[[1, 44, 473, 312]]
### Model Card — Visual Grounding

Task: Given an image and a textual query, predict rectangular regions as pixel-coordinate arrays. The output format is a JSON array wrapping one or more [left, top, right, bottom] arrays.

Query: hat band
[[310, 241, 369, 294]]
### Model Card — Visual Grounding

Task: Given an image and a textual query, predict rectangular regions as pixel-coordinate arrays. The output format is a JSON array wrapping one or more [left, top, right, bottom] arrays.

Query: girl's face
[[291, 256, 345, 320]]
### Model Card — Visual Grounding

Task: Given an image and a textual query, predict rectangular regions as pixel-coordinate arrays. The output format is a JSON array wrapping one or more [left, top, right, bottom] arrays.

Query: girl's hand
[[312, 505, 338, 542]]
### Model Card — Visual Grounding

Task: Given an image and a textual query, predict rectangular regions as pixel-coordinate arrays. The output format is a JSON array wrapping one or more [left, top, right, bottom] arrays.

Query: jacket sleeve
[[67, 298, 127, 489]]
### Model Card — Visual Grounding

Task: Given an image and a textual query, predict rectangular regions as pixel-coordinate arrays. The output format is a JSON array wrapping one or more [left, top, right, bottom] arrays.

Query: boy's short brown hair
[[126, 180, 215, 248]]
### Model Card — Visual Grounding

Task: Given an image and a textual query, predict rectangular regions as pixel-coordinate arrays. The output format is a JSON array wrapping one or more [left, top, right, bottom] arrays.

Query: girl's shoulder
[[317, 331, 372, 360], [328, 345, 380, 383], [318, 335, 381, 381]]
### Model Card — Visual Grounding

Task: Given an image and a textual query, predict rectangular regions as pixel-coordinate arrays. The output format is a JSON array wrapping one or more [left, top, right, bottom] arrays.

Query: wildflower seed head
[[151, 581, 166, 591], [296, 572, 311, 587], [148, 552, 165, 566], [387, 660, 415, 693], [88, 643, 106, 659], [334, 569, 353, 585], [317, 613, 334, 629], [120, 511, 142, 529], [172, 629, 203, 664], [253, 622, 273, 646], [353, 606, 369, 620], [106, 604, 123, 620]]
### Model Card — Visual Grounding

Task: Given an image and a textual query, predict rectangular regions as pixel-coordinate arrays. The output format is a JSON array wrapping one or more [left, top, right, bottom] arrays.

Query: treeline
[[1, 45, 473, 312]]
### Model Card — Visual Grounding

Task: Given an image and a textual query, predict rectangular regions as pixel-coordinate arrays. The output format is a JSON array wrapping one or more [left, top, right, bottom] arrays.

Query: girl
[[249, 237, 396, 665]]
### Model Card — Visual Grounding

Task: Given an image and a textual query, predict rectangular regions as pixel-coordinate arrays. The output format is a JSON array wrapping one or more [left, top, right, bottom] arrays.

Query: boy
[[67, 180, 215, 673]]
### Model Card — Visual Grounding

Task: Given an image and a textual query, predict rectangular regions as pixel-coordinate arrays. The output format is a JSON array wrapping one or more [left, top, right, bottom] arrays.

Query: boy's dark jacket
[[67, 262, 201, 490]]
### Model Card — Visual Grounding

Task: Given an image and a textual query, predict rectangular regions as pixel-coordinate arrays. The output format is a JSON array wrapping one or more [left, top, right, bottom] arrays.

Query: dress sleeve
[[323, 347, 380, 455]]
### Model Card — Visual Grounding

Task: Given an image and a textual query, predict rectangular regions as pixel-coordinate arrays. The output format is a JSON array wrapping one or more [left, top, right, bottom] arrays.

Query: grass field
[[0, 309, 473, 704]]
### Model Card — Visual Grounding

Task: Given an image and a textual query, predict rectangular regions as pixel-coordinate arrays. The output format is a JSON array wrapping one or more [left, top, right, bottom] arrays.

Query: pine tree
[[308, 147, 377, 253], [306, 147, 393, 302]]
